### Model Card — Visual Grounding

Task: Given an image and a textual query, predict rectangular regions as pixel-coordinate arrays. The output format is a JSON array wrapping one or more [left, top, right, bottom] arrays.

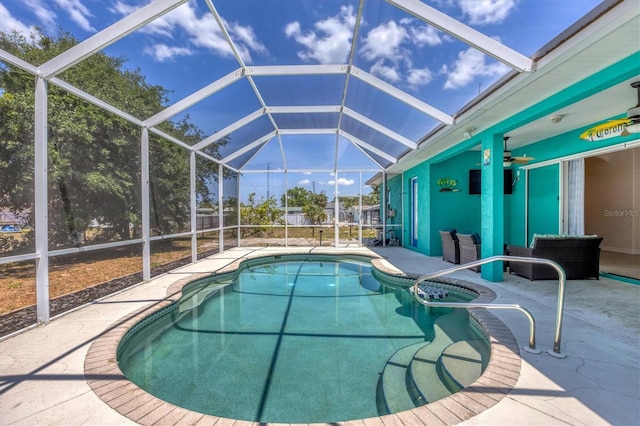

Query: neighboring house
[[283, 206, 306, 225], [346, 205, 380, 225], [0, 208, 30, 228]]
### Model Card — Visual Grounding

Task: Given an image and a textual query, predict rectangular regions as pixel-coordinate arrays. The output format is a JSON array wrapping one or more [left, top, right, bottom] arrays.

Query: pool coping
[[84, 251, 521, 426]]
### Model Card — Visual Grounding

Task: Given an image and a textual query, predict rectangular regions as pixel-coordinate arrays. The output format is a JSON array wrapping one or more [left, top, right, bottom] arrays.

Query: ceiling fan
[[621, 81, 640, 136], [502, 136, 534, 167]]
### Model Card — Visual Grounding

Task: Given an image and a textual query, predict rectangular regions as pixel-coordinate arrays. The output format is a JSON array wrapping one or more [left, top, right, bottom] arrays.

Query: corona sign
[[579, 118, 631, 142]]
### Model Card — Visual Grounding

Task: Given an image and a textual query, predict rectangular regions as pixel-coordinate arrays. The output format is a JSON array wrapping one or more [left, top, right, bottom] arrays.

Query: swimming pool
[[117, 255, 489, 424]]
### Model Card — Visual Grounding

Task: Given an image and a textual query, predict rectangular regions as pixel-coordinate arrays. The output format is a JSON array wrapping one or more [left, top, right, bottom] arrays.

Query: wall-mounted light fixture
[[512, 169, 521, 186]]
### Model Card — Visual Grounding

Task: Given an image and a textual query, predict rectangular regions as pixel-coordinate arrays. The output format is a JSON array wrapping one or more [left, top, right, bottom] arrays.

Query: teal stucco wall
[[383, 53, 640, 275], [431, 151, 482, 252]]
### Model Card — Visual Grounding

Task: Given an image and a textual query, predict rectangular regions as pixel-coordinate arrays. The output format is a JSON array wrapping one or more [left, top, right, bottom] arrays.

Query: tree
[[281, 186, 314, 207], [338, 196, 359, 209], [303, 192, 328, 236], [0, 30, 222, 249], [362, 184, 380, 205], [240, 193, 282, 237]]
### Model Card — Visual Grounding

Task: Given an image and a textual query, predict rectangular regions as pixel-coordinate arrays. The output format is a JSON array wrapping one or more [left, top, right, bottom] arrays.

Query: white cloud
[[115, 2, 266, 63], [328, 178, 355, 186], [360, 21, 408, 62], [0, 3, 37, 37], [232, 23, 267, 55], [409, 24, 444, 47], [358, 18, 443, 89], [110, 1, 136, 16], [370, 60, 401, 83], [285, 6, 355, 64], [5, 0, 95, 35], [24, 0, 56, 30], [459, 0, 517, 25], [56, 0, 95, 32], [297, 179, 310, 185], [144, 44, 193, 62], [407, 68, 434, 89], [441, 47, 510, 89]]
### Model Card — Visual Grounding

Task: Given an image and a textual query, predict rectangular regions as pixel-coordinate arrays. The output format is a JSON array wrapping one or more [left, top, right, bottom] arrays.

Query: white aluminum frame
[[0, 0, 537, 325]]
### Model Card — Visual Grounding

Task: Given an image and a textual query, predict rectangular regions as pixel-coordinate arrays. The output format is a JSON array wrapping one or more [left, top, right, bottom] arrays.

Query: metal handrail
[[412, 255, 567, 358]]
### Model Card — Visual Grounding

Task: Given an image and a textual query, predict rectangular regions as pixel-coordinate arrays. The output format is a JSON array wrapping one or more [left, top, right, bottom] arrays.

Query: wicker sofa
[[439, 229, 460, 264], [509, 235, 603, 280]]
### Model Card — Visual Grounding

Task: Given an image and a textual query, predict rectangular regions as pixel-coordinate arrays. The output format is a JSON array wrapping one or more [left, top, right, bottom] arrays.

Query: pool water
[[118, 258, 479, 423]]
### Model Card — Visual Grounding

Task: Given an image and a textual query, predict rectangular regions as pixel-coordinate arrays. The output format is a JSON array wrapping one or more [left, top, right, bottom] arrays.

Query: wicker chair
[[509, 236, 603, 280], [458, 233, 481, 272], [439, 229, 460, 264]]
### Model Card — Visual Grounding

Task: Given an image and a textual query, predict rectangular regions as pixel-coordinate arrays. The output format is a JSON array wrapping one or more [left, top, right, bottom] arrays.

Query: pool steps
[[178, 278, 233, 312], [440, 339, 489, 389], [379, 308, 488, 414], [380, 342, 428, 413]]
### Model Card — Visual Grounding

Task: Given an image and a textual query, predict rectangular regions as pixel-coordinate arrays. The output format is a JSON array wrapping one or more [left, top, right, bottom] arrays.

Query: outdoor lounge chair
[[458, 233, 481, 272], [439, 229, 460, 264]]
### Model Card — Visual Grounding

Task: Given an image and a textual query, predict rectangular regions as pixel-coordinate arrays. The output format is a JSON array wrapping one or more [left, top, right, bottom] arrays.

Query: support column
[[236, 173, 241, 247], [382, 171, 386, 247], [218, 164, 224, 251], [400, 172, 404, 248], [422, 166, 432, 253], [358, 171, 362, 245], [190, 150, 197, 263], [141, 127, 151, 281], [284, 171, 289, 247], [334, 172, 339, 247], [480, 134, 505, 282], [34, 76, 49, 323]]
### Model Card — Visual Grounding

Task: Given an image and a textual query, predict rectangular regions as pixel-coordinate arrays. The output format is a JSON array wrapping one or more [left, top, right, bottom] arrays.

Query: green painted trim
[[600, 273, 640, 286]]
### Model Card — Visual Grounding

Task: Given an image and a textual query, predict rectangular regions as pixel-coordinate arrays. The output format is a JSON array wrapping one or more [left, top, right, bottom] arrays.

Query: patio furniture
[[458, 233, 481, 272], [386, 229, 399, 246], [509, 235, 603, 280], [439, 229, 460, 264]]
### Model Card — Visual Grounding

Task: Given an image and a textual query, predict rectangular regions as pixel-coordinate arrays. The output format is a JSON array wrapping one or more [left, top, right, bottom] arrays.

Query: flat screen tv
[[469, 169, 513, 195]]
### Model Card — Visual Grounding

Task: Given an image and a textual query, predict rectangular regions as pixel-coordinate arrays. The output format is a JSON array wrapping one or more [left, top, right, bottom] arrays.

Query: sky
[[0, 0, 603, 199]]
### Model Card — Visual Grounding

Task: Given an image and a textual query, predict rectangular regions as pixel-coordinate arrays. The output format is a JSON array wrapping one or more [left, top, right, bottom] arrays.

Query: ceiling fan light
[[621, 122, 640, 136]]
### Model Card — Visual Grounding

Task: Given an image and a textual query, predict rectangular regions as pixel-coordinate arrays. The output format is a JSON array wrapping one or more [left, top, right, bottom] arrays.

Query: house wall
[[398, 130, 636, 259], [384, 54, 640, 273], [430, 151, 482, 251]]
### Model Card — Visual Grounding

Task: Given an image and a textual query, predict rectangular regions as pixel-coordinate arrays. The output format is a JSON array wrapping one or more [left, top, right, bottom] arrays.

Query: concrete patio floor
[[1, 246, 638, 425]]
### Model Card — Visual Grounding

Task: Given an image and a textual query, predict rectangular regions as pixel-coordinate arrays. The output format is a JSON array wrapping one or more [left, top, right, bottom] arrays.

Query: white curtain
[[567, 158, 585, 235]]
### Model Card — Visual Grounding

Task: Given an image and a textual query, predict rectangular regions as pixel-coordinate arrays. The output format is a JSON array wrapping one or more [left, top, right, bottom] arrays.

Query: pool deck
[[1, 246, 639, 425]]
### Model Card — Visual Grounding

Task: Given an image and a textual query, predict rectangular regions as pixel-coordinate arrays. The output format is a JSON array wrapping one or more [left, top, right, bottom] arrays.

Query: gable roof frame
[[0, 0, 541, 174]]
